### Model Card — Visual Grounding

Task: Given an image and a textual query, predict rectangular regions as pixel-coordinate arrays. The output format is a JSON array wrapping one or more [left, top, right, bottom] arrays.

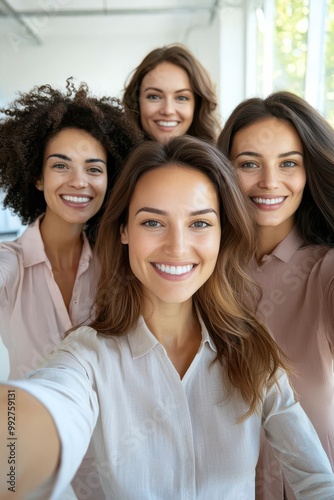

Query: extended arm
[[0, 385, 60, 499], [263, 370, 334, 497]]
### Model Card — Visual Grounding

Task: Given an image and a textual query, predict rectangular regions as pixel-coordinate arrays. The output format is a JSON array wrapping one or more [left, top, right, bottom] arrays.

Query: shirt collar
[[127, 315, 216, 359], [21, 215, 92, 268], [258, 226, 304, 265]]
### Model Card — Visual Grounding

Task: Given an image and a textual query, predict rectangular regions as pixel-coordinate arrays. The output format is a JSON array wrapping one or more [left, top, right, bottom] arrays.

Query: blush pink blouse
[[0, 216, 104, 499], [0, 217, 97, 379], [249, 227, 334, 500]]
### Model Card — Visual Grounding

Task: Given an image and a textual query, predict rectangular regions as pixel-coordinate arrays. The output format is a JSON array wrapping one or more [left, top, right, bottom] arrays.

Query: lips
[[251, 196, 285, 205], [154, 263, 194, 275], [61, 195, 92, 203], [155, 121, 179, 128]]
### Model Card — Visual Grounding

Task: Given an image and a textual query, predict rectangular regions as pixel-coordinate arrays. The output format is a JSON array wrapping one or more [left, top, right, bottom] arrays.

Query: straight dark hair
[[218, 91, 334, 246]]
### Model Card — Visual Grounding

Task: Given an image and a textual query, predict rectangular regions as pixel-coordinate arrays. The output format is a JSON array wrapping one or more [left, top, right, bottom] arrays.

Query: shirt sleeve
[[6, 346, 99, 500], [0, 247, 19, 310], [262, 369, 334, 498], [320, 249, 334, 352]]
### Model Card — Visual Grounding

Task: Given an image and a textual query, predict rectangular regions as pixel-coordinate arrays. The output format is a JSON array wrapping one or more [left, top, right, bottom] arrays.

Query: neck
[[256, 223, 294, 262], [143, 299, 201, 348], [39, 213, 84, 270], [143, 299, 202, 379]]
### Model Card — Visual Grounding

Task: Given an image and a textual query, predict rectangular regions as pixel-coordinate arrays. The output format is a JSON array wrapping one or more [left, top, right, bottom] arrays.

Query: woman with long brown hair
[[0, 136, 333, 499], [123, 44, 220, 143]]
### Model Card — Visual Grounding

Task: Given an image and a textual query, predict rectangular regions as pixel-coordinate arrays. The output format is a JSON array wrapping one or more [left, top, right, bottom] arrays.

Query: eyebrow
[[46, 153, 106, 164], [135, 207, 218, 216], [143, 86, 193, 94], [235, 150, 303, 159]]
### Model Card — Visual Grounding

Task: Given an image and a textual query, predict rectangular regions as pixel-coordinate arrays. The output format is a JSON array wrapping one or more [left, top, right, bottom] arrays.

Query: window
[[255, 0, 333, 123]]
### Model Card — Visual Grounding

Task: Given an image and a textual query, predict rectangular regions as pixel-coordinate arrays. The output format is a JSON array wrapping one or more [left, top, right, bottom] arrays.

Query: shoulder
[[314, 246, 334, 292], [0, 237, 23, 276], [57, 327, 123, 366], [262, 369, 296, 415]]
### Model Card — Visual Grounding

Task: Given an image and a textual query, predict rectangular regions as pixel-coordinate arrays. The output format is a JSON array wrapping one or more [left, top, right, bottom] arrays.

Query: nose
[[258, 165, 279, 190], [163, 225, 188, 256], [160, 97, 175, 116], [68, 168, 88, 189]]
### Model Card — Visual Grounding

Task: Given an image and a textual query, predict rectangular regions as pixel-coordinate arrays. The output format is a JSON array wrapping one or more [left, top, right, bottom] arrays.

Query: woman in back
[[123, 43, 220, 143], [217, 90, 334, 499]]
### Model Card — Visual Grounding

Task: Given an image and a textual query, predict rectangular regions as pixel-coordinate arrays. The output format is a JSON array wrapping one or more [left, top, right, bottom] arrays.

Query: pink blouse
[[249, 227, 334, 499], [0, 217, 104, 499], [0, 217, 97, 379]]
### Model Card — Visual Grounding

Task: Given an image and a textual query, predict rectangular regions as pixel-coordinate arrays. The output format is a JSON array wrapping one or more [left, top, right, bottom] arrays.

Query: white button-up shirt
[[12, 317, 334, 499]]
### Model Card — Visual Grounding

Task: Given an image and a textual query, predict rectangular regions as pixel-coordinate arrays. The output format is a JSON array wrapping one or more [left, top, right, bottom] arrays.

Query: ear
[[35, 179, 44, 191], [120, 224, 128, 244]]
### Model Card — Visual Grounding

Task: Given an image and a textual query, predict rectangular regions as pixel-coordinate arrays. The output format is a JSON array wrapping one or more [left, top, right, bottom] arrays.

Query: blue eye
[[281, 160, 297, 168], [192, 221, 211, 228], [239, 162, 258, 169], [147, 94, 161, 100], [143, 220, 161, 228]]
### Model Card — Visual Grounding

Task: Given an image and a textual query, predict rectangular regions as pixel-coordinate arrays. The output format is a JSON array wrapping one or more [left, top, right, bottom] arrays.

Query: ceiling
[[0, 0, 221, 42]]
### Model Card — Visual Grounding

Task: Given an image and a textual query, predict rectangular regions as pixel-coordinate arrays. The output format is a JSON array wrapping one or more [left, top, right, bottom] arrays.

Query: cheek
[[127, 231, 149, 259], [139, 99, 150, 119], [293, 174, 307, 195], [96, 177, 108, 196], [186, 104, 195, 121], [236, 172, 251, 194], [201, 233, 221, 260]]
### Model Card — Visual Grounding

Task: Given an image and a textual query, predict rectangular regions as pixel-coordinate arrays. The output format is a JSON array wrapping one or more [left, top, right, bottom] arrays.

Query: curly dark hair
[[0, 78, 144, 243], [123, 44, 220, 142]]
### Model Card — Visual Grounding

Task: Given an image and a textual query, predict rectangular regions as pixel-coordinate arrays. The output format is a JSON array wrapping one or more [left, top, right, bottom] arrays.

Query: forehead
[[142, 62, 192, 89], [231, 118, 303, 153], [130, 165, 218, 208], [44, 127, 106, 156]]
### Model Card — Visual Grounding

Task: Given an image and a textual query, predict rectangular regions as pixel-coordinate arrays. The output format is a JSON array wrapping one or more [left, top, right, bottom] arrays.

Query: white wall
[[0, 15, 221, 106]]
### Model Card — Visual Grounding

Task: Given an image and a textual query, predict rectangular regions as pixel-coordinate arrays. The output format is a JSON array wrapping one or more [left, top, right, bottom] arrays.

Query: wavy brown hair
[[123, 44, 220, 142], [217, 91, 334, 246], [0, 78, 143, 244], [91, 135, 288, 418]]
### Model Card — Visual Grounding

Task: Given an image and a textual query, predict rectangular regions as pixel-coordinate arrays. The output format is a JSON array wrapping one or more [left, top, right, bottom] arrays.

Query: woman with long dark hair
[[217, 91, 334, 499]]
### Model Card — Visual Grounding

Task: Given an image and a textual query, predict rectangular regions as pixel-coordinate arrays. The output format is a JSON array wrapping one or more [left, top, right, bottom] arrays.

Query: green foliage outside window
[[325, 0, 334, 123], [273, 0, 308, 96], [257, 0, 334, 125]]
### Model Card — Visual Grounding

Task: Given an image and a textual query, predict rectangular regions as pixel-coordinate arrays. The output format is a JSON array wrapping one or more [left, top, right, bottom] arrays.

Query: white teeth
[[252, 197, 285, 205], [62, 195, 90, 203], [155, 263, 193, 275], [156, 121, 178, 127]]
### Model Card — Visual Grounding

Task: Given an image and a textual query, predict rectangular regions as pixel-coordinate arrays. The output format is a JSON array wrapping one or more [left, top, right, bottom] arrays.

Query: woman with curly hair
[[217, 91, 334, 499], [122, 44, 220, 143], [0, 136, 334, 499], [0, 79, 143, 498]]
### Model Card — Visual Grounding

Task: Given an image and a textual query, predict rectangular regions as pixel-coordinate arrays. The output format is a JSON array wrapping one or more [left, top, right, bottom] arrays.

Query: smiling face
[[230, 117, 306, 244], [121, 165, 221, 309], [139, 62, 195, 143], [37, 127, 108, 228]]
